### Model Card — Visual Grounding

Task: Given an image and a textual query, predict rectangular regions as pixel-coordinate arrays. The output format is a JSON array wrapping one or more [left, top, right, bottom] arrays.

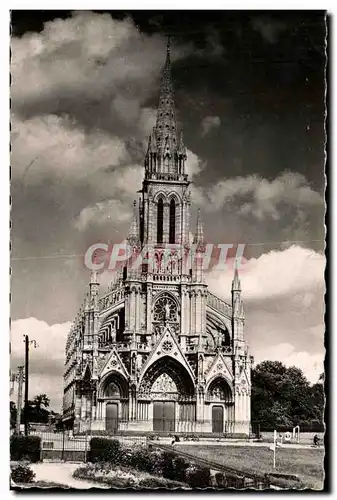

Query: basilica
[[63, 41, 253, 436]]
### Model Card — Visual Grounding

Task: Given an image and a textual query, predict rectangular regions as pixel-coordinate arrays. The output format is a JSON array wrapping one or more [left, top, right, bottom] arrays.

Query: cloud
[[254, 343, 324, 384], [203, 172, 322, 216], [207, 244, 325, 302], [11, 114, 130, 185], [206, 245, 325, 383], [10, 318, 71, 411], [74, 199, 132, 232], [201, 115, 221, 136], [186, 149, 205, 178], [11, 14, 203, 244], [11, 13, 165, 111]]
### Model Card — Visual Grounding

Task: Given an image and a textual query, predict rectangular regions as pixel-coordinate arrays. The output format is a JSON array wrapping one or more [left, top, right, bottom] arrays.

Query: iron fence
[[28, 417, 255, 462]]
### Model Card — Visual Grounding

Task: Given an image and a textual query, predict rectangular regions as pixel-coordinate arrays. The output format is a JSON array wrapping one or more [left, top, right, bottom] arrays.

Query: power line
[[10, 239, 324, 261]]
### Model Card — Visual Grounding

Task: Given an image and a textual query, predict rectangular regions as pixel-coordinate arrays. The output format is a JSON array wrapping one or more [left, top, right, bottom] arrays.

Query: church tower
[[142, 38, 189, 248], [63, 39, 253, 437]]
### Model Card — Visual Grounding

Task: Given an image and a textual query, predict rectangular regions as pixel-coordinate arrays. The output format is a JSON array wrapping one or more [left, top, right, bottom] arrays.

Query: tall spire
[[127, 200, 140, 245], [144, 38, 187, 177], [154, 36, 177, 150], [194, 209, 204, 245]]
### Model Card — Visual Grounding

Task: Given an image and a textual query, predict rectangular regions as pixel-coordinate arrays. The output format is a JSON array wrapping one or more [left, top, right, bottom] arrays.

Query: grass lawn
[[178, 445, 324, 490]]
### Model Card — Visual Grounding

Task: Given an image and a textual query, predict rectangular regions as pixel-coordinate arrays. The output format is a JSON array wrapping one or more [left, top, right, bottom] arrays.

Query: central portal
[[153, 401, 175, 432]]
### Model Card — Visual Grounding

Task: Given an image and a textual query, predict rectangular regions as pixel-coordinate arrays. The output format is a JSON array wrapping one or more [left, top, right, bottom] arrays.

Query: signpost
[[269, 430, 277, 469]]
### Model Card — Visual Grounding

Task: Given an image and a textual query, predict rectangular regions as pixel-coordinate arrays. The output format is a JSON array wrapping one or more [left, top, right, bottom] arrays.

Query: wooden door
[[106, 403, 118, 433], [153, 401, 175, 432], [212, 405, 224, 434]]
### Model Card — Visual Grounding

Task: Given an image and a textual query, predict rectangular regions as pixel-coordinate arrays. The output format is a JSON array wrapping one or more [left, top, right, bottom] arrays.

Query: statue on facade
[[164, 301, 171, 323]]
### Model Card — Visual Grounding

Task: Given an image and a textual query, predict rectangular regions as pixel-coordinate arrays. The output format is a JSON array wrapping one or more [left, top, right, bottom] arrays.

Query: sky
[[10, 10, 326, 411]]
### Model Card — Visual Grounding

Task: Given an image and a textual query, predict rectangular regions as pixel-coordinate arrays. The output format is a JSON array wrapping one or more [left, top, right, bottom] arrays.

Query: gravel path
[[30, 462, 108, 489]]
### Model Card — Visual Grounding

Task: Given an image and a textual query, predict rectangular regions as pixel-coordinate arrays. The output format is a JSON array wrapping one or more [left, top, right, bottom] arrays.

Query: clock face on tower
[[153, 294, 178, 323]]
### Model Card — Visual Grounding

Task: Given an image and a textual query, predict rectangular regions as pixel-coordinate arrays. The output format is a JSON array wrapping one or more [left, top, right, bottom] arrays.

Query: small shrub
[[186, 465, 211, 488], [128, 447, 154, 472], [11, 464, 35, 484], [88, 438, 121, 464], [172, 456, 188, 482], [10, 436, 41, 463], [161, 451, 176, 480], [215, 472, 226, 488]]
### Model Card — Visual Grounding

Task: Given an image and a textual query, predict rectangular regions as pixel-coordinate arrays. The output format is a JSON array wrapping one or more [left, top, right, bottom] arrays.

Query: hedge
[[10, 435, 41, 463], [88, 437, 121, 464]]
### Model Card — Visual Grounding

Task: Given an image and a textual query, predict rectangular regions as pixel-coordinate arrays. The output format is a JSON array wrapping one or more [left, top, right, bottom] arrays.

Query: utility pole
[[16, 366, 24, 435], [24, 335, 29, 436], [23, 335, 37, 436]]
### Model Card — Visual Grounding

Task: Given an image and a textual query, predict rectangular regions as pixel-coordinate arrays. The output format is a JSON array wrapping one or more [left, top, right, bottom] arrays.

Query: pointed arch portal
[[140, 357, 195, 432], [99, 373, 129, 432]]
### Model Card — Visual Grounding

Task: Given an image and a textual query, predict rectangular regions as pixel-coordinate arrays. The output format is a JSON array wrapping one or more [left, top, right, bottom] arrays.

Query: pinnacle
[[232, 265, 241, 292], [193, 209, 204, 245]]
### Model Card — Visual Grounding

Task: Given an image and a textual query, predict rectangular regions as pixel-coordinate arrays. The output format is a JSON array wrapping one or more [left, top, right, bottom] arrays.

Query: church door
[[212, 405, 224, 434], [153, 401, 175, 432], [106, 403, 118, 433]]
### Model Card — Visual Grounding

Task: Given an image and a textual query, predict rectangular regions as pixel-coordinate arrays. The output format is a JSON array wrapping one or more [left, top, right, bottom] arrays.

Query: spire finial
[[232, 264, 241, 292], [194, 208, 204, 245]]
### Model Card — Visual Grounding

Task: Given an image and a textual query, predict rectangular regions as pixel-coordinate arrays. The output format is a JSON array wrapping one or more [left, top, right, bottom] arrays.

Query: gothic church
[[63, 41, 253, 436]]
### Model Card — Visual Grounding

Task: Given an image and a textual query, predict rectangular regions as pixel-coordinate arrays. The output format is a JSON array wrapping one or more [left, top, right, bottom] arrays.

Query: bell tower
[[141, 38, 189, 248]]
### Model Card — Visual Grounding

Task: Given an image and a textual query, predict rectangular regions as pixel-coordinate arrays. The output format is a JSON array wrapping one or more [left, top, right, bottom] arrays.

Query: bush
[[186, 465, 211, 488], [127, 447, 156, 472], [10, 436, 41, 463], [215, 472, 226, 488], [171, 456, 188, 483], [11, 463, 36, 484], [88, 438, 121, 464], [161, 451, 176, 479]]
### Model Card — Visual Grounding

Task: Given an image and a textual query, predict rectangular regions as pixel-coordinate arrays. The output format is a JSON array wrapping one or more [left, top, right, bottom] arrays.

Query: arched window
[[157, 198, 164, 244], [169, 199, 176, 244]]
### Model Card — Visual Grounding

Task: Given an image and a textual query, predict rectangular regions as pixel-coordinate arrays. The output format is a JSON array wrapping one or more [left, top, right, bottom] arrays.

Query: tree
[[251, 361, 323, 430], [22, 394, 52, 424], [32, 394, 50, 410]]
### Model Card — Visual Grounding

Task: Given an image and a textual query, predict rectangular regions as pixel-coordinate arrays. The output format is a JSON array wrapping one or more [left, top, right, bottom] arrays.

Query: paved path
[[30, 462, 108, 489]]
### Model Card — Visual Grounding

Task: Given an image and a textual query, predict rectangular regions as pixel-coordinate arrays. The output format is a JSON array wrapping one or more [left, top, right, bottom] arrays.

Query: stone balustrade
[[99, 287, 125, 312], [152, 274, 181, 282], [115, 342, 131, 352], [146, 172, 188, 182]]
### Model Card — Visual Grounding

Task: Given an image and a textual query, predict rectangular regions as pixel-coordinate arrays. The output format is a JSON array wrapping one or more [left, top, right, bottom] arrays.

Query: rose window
[[153, 294, 178, 323], [162, 340, 173, 353]]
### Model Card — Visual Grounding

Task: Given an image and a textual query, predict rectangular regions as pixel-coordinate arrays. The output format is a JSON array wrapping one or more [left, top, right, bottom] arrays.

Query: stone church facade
[[63, 42, 253, 436]]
